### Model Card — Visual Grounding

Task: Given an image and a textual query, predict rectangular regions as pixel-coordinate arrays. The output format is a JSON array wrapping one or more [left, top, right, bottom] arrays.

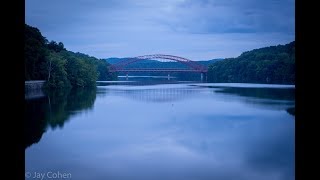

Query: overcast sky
[[26, 0, 294, 60]]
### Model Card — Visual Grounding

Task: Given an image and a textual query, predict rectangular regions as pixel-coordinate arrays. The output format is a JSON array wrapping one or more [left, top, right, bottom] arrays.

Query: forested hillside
[[207, 42, 295, 84], [25, 24, 115, 88]]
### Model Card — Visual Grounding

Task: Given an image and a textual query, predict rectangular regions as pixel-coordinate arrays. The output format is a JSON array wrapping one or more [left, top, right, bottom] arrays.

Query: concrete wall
[[25, 81, 45, 99]]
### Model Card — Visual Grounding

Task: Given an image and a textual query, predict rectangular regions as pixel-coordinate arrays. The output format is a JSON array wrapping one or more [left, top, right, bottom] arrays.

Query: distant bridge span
[[108, 54, 208, 73]]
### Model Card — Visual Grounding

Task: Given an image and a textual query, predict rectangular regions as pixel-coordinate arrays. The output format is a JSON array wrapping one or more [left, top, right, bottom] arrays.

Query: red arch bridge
[[108, 54, 208, 81]]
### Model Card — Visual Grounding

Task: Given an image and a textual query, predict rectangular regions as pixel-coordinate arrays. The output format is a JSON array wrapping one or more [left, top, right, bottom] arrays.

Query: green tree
[[44, 52, 71, 88], [96, 59, 115, 80], [61, 51, 98, 87], [47, 41, 66, 52]]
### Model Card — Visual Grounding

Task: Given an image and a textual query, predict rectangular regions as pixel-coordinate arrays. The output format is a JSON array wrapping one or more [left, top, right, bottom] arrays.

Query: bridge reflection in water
[[102, 87, 200, 103]]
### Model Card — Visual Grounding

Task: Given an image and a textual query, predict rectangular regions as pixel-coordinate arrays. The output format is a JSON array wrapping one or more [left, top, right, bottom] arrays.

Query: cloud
[[26, 0, 294, 60], [154, 0, 294, 34]]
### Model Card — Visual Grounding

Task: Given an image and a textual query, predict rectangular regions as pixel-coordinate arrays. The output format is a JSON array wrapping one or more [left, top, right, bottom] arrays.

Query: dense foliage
[[25, 24, 115, 88], [207, 42, 295, 84], [25, 25, 48, 80]]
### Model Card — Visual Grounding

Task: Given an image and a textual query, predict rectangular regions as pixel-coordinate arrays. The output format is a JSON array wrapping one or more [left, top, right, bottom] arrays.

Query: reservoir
[[25, 82, 295, 180]]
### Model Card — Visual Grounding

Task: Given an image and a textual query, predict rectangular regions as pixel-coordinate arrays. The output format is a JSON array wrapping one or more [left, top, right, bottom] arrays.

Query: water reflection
[[25, 87, 98, 149], [98, 84, 295, 113], [213, 87, 295, 101], [207, 86, 295, 115], [26, 83, 294, 180], [101, 88, 199, 102]]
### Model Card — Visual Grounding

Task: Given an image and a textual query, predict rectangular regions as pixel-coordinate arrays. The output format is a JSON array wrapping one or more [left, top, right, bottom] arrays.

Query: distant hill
[[207, 41, 295, 84], [104, 57, 125, 64], [197, 59, 224, 66]]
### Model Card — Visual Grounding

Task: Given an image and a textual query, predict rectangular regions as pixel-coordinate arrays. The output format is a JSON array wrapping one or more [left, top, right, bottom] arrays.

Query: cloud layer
[[26, 0, 295, 60]]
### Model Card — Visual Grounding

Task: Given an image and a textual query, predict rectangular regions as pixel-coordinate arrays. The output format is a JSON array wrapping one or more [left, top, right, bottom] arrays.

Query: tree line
[[207, 41, 295, 84], [25, 24, 116, 88]]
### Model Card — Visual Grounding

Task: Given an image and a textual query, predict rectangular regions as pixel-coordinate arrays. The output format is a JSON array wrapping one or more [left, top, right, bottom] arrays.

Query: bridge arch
[[108, 54, 208, 73]]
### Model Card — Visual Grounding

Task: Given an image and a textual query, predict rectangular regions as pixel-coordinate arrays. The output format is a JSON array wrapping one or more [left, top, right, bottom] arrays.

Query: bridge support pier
[[126, 73, 128, 81], [201, 73, 203, 81], [167, 73, 170, 80]]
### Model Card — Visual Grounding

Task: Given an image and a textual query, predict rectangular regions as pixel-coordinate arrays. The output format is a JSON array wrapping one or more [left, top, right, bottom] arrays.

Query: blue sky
[[25, 0, 294, 60]]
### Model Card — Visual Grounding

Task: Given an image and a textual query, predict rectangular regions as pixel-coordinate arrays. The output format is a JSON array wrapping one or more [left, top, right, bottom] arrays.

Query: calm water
[[25, 82, 295, 180]]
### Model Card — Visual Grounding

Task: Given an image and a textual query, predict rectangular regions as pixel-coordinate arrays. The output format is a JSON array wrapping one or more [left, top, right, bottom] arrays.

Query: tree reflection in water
[[211, 86, 295, 116], [25, 87, 98, 149]]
